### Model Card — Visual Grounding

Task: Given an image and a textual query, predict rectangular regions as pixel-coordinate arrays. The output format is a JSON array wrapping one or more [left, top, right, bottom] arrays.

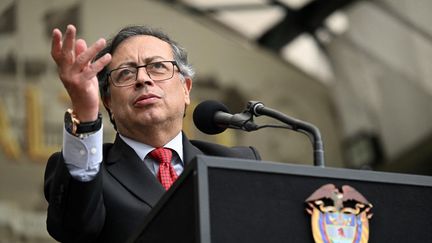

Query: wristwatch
[[64, 109, 102, 136]]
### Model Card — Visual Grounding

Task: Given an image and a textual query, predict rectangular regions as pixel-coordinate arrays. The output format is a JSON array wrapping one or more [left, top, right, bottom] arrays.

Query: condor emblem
[[305, 184, 373, 243]]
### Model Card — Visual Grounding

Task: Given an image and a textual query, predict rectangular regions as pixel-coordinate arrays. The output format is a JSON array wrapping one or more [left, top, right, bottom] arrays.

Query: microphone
[[193, 100, 258, 135], [193, 100, 325, 167], [247, 101, 325, 167]]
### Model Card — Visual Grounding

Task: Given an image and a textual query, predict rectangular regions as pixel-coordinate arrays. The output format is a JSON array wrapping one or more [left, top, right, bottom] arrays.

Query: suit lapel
[[182, 133, 204, 166], [105, 135, 165, 207], [104, 133, 204, 207]]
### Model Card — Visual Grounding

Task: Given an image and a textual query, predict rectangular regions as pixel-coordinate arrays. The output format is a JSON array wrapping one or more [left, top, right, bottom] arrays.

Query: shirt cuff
[[62, 125, 103, 181]]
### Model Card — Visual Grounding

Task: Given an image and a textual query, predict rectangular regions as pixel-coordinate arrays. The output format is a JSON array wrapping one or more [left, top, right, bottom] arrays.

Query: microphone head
[[193, 100, 230, 135]]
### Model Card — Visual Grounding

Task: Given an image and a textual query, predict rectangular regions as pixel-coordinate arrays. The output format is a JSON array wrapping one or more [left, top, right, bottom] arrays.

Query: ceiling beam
[[257, 0, 359, 52]]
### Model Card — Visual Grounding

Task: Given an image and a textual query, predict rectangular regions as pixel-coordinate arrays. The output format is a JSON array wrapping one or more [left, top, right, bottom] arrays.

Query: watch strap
[[65, 109, 102, 136], [76, 113, 102, 134]]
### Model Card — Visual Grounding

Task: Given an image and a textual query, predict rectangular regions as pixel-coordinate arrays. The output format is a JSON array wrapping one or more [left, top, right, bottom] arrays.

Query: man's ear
[[183, 77, 192, 105], [102, 95, 112, 114]]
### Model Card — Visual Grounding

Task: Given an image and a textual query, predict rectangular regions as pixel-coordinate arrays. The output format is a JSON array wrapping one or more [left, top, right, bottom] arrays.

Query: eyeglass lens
[[110, 61, 175, 86]]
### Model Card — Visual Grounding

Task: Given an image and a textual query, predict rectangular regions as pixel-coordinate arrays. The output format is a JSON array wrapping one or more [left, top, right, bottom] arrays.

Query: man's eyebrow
[[143, 56, 167, 63], [113, 56, 168, 69], [116, 61, 137, 68]]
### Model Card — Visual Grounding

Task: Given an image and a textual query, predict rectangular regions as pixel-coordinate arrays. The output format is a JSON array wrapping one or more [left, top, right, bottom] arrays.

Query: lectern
[[129, 155, 432, 242]]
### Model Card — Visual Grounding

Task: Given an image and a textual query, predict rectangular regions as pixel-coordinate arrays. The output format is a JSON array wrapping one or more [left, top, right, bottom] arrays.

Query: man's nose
[[135, 68, 154, 87]]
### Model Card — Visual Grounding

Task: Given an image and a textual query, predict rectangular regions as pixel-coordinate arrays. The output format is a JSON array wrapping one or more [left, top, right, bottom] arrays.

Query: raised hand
[[51, 24, 112, 122]]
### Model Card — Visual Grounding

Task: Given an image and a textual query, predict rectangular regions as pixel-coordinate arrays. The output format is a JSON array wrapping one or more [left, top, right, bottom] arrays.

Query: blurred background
[[0, 0, 431, 241]]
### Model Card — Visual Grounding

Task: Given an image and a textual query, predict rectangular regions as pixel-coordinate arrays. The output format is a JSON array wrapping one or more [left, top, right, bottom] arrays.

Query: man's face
[[105, 35, 192, 137]]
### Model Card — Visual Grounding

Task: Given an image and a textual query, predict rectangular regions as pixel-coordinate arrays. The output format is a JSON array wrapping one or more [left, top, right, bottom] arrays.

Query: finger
[[51, 28, 63, 62], [75, 38, 107, 69], [82, 53, 112, 80], [62, 25, 76, 56], [75, 39, 87, 56], [93, 53, 112, 72]]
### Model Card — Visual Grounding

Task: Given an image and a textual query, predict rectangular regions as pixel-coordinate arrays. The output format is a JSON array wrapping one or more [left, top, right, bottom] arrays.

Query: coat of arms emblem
[[305, 184, 373, 243]]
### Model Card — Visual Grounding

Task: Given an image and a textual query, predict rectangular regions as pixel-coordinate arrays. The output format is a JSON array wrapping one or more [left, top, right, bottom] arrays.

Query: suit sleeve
[[231, 146, 261, 160], [44, 152, 106, 242]]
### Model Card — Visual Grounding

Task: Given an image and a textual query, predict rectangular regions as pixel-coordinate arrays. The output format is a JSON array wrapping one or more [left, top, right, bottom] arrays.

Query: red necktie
[[150, 147, 178, 190]]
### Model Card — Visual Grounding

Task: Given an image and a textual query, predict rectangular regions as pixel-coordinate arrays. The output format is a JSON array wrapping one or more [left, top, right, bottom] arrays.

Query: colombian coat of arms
[[305, 184, 373, 243]]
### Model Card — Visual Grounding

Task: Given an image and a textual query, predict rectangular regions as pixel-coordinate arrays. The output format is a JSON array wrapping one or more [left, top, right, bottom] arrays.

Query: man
[[44, 24, 261, 243]]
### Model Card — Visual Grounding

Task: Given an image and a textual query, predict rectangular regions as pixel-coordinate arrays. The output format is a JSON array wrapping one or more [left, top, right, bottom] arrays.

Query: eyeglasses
[[108, 61, 178, 87]]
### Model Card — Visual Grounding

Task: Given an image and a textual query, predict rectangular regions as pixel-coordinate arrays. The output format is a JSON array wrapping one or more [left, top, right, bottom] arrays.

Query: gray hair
[[95, 25, 195, 129]]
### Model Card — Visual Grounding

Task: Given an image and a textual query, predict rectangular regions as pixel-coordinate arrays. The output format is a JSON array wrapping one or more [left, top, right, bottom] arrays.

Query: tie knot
[[149, 147, 173, 165]]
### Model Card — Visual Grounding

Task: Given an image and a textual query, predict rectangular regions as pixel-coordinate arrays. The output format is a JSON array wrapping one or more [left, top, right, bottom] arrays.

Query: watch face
[[64, 111, 75, 134]]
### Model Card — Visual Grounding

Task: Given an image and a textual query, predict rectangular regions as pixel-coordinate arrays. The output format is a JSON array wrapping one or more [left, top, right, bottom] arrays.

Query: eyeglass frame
[[107, 60, 179, 87]]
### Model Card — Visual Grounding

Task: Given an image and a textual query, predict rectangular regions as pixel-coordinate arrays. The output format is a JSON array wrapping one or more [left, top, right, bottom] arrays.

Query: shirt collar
[[118, 132, 184, 163]]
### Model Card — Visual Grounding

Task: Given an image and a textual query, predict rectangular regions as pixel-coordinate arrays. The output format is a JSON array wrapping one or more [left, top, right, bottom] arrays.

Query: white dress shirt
[[62, 126, 184, 182]]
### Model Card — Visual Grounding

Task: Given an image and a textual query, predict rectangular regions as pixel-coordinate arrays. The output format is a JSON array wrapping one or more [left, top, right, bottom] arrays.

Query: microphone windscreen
[[193, 100, 229, 135]]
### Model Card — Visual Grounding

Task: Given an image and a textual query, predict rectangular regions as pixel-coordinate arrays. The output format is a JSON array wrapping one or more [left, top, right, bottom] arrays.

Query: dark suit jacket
[[44, 133, 260, 243]]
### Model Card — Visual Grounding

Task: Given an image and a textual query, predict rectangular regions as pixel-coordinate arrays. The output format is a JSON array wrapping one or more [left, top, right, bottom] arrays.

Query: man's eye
[[148, 62, 168, 71], [153, 62, 164, 68], [117, 68, 135, 79]]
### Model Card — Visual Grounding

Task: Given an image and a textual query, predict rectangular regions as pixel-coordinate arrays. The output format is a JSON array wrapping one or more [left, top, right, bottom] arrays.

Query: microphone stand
[[247, 101, 325, 167]]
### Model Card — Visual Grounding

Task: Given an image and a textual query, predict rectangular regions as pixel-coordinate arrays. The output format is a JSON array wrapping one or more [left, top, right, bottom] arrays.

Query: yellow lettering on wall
[[0, 101, 21, 160], [25, 86, 59, 162]]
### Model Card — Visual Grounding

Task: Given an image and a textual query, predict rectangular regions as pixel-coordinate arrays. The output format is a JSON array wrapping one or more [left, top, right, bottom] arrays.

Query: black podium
[[129, 155, 432, 242]]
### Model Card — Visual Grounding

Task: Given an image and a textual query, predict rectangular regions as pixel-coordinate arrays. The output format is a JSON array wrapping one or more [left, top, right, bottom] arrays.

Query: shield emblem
[[305, 184, 373, 243]]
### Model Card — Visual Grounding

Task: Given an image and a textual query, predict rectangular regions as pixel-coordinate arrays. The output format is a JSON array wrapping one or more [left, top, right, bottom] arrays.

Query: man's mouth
[[133, 93, 161, 107]]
